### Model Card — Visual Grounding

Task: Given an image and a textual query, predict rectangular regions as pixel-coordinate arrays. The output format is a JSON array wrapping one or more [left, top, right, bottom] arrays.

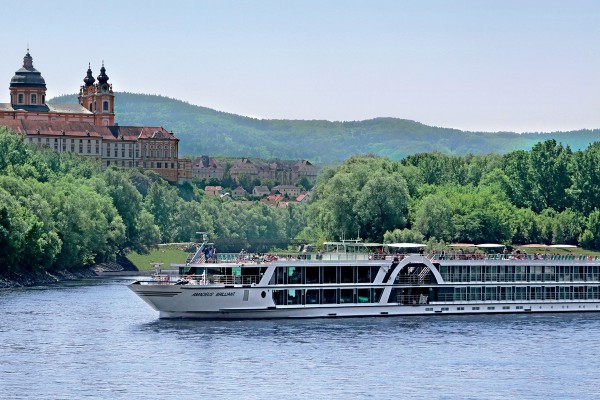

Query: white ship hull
[[129, 282, 600, 320]]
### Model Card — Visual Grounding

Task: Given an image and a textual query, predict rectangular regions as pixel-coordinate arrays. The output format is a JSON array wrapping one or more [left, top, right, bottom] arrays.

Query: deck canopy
[[476, 243, 505, 248], [520, 244, 549, 248], [548, 244, 577, 248], [448, 243, 476, 247], [387, 243, 426, 248]]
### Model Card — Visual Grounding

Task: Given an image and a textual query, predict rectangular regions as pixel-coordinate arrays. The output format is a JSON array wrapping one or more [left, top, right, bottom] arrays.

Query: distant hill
[[50, 93, 600, 163]]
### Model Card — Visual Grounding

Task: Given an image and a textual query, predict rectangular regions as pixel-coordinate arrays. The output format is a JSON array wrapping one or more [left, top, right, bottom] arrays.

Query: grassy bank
[[126, 244, 190, 272]]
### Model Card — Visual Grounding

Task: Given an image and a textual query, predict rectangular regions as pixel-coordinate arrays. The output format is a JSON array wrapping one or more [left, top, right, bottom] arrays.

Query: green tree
[[414, 194, 454, 241], [144, 181, 180, 242], [579, 210, 600, 250]]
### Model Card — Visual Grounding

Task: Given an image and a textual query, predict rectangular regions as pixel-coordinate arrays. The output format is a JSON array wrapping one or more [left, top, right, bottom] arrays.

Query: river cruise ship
[[129, 241, 600, 319]]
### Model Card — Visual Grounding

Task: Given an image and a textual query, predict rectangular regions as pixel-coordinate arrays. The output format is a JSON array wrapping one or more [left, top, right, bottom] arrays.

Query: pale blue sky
[[2, 0, 599, 132]]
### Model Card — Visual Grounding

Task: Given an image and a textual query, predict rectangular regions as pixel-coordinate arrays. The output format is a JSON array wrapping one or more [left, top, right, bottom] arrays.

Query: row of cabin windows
[[434, 285, 600, 302], [439, 265, 600, 283], [14, 94, 45, 105], [270, 266, 381, 285], [272, 288, 384, 305]]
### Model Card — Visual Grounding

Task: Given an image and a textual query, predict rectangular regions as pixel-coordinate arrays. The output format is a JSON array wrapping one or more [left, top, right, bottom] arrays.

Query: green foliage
[[579, 210, 600, 250], [383, 228, 424, 244], [308, 156, 411, 241]]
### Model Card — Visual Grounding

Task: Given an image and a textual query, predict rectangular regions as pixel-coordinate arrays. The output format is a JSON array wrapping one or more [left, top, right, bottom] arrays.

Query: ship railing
[[434, 253, 600, 262], [434, 293, 600, 302], [441, 273, 600, 283], [395, 275, 431, 285], [212, 275, 261, 285], [152, 274, 172, 284], [396, 294, 429, 305]]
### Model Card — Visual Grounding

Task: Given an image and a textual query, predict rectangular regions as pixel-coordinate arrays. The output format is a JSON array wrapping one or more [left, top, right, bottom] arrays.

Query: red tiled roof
[[0, 121, 178, 142], [3, 120, 107, 138], [110, 126, 177, 141]]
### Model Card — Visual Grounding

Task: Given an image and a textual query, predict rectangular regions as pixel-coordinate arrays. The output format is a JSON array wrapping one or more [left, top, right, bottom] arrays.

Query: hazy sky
[[2, 0, 599, 132]]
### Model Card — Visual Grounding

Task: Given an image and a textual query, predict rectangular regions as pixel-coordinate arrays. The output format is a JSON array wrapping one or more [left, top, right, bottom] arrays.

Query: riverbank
[[0, 260, 137, 289]]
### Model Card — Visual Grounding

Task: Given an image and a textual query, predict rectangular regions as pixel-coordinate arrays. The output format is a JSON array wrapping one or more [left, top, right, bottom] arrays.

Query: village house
[[252, 185, 270, 197], [192, 155, 223, 180], [204, 185, 222, 197], [231, 186, 248, 198], [272, 184, 301, 197], [229, 158, 258, 182], [292, 160, 318, 182]]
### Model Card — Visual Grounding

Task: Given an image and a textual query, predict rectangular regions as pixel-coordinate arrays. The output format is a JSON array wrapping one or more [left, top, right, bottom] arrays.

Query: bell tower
[[95, 62, 114, 126], [78, 62, 115, 126], [78, 63, 96, 113]]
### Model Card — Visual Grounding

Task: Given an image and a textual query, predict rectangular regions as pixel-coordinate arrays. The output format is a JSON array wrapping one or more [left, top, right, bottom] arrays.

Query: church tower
[[10, 50, 47, 107], [78, 62, 115, 126], [95, 63, 114, 126], [78, 63, 96, 112]]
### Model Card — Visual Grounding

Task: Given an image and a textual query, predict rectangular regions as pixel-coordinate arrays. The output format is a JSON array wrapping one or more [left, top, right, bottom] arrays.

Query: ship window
[[472, 307, 480, 310], [356, 266, 370, 283], [340, 266, 354, 283], [287, 266, 303, 284], [469, 286, 482, 301], [371, 288, 383, 303], [306, 289, 319, 304], [357, 288, 370, 303], [322, 266, 337, 283], [485, 286, 497, 301], [287, 289, 302, 305], [515, 286, 527, 300], [454, 287, 467, 301], [272, 290, 284, 305], [322, 289, 336, 304], [339, 289, 353, 304], [305, 266, 319, 284]]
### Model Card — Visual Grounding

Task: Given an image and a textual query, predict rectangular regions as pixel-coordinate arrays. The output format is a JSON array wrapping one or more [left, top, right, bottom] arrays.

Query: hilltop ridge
[[49, 93, 600, 163]]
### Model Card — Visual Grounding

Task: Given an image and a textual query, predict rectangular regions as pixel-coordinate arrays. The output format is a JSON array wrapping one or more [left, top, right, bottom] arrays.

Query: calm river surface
[[1, 275, 599, 399]]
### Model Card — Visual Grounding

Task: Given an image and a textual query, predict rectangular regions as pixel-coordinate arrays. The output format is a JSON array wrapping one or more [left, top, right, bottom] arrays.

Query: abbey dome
[[10, 51, 46, 88]]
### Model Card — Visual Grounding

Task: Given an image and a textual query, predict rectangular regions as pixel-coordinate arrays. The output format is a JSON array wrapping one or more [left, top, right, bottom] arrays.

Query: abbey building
[[0, 51, 181, 182]]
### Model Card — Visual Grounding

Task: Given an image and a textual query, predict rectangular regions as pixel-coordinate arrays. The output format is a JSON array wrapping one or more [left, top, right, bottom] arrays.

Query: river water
[[1, 275, 599, 399]]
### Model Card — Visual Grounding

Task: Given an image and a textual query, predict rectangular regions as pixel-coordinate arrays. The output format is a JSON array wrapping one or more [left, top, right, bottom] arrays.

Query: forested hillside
[[50, 93, 600, 163]]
